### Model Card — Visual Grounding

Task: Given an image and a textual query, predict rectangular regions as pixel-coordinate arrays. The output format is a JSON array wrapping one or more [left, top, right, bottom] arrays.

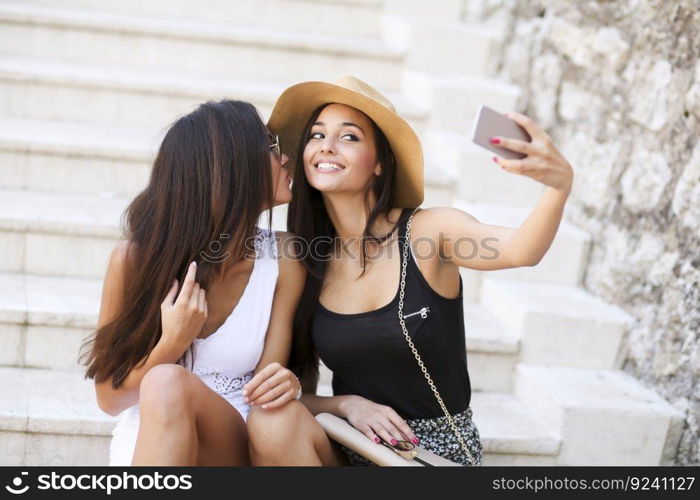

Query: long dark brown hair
[[287, 103, 402, 379], [80, 100, 274, 389]]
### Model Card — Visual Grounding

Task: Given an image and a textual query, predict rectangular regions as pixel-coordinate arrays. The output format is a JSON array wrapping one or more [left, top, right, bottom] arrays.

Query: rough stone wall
[[464, 0, 699, 465]]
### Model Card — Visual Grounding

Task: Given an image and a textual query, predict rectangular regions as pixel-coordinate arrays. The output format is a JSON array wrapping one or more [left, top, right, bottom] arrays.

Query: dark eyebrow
[[312, 121, 364, 133], [342, 122, 364, 133]]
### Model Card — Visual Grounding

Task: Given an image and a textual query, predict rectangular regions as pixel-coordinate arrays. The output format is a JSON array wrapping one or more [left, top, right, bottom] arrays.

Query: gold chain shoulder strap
[[397, 207, 476, 466]]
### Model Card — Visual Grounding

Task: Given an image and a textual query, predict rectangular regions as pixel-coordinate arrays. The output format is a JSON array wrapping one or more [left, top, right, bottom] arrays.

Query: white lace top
[[185, 227, 279, 405], [110, 228, 279, 435]]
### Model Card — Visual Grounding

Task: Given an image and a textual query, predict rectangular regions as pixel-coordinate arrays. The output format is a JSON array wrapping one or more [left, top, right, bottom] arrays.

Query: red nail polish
[[490, 137, 500, 144], [492, 156, 498, 163], [412, 438, 420, 444], [374, 437, 380, 444], [390, 439, 398, 446]]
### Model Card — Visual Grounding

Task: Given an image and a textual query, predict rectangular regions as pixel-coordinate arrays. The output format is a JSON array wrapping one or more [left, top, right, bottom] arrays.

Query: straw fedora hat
[[267, 75, 424, 207]]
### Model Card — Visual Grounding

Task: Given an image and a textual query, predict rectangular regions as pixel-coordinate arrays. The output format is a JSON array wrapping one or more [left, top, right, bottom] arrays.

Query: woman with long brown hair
[[256, 75, 575, 465], [80, 99, 340, 466]]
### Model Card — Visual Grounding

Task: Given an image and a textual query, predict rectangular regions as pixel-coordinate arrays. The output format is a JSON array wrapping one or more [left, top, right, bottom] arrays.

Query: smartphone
[[470, 104, 531, 159]]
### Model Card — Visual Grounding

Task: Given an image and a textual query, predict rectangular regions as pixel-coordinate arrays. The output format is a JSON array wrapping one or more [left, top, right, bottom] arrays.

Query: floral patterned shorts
[[339, 406, 483, 466]]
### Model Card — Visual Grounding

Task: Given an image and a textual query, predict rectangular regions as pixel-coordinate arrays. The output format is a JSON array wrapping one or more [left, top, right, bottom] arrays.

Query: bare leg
[[247, 400, 348, 466], [131, 364, 249, 466]]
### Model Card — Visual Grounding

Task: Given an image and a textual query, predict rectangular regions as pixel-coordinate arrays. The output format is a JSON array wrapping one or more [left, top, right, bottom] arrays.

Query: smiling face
[[268, 131, 292, 207], [302, 103, 382, 197]]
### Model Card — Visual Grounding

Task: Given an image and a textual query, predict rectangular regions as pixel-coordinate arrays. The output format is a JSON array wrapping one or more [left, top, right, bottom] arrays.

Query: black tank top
[[311, 207, 472, 420]]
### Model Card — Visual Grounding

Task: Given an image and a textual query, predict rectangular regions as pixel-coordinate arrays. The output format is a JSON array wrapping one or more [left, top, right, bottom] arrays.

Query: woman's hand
[[160, 261, 208, 353], [242, 362, 301, 410], [490, 112, 574, 193], [339, 395, 419, 446]]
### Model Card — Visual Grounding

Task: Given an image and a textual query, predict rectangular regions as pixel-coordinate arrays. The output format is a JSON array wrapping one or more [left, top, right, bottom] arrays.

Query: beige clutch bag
[[315, 413, 457, 467]]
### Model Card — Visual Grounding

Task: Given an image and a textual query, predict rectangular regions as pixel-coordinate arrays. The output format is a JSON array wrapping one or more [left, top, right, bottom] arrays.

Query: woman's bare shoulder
[[272, 231, 306, 285]]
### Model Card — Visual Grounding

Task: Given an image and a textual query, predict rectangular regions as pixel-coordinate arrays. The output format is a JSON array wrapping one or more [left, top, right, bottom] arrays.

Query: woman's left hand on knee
[[242, 362, 301, 410]]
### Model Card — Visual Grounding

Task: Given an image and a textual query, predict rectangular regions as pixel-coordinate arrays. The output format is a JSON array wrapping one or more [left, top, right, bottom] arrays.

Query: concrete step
[[0, 342, 679, 466], [420, 161, 457, 208], [0, 113, 435, 200], [480, 277, 634, 370], [0, 271, 517, 395], [424, 131, 545, 206], [0, 272, 101, 371], [0, 366, 115, 465], [382, 0, 466, 24], [463, 303, 519, 393], [402, 24, 500, 78], [6, 365, 680, 466], [309, 383, 561, 465], [0, 1, 404, 89], [383, 18, 500, 79], [0, 117, 154, 198], [454, 200, 591, 287], [469, 391, 560, 465], [14, 0, 384, 37], [0, 55, 428, 132], [404, 73, 522, 136], [0, 188, 126, 278], [1, 366, 558, 466], [513, 364, 685, 465]]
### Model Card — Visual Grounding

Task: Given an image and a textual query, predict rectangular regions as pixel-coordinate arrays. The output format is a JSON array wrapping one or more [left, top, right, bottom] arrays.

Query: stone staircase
[[0, 0, 684, 466]]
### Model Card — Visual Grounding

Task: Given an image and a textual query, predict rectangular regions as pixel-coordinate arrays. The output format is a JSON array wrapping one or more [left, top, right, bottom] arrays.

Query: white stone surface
[[558, 81, 603, 123], [464, 304, 519, 392], [0, 276, 96, 370], [529, 54, 562, 130], [0, 1, 404, 90], [458, 266, 481, 304], [25, 232, 116, 279], [382, 0, 465, 23], [404, 73, 521, 137], [0, 231, 24, 273], [0, 189, 125, 277], [0, 188, 126, 238], [21, 0, 383, 37], [24, 432, 111, 466], [620, 148, 672, 212], [686, 61, 700, 118], [545, 18, 629, 72], [513, 364, 685, 465], [470, 391, 560, 457], [0, 272, 102, 369], [623, 58, 675, 132], [561, 132, 621, 211], [480, 277, 633, 369], [0, 324, 23, 366], [0, 115, 156, 160], [424, 133, 545, 206], [671, 143, 700, 230], [404, 23, 499, 78], [453, 200, 591, 286], [0, 55, 427, 131], [0, 366, 114, 433], [0, 366, 115, 465]]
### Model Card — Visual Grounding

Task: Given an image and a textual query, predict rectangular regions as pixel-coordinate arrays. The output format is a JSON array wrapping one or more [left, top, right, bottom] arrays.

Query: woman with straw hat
[[243, 75, 574, 465]]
